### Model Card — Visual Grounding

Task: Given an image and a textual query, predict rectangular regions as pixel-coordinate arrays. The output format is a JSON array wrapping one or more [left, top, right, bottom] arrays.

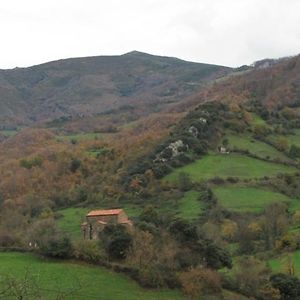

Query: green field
[[57, 208, 89, 239], [251, 114, 268, 126], [226, 133, 288, 161], [165, 153, 297, 182], [213, 186, 297, 213], [269, 250, 300, 277], [178, 190, 204, 220], [0, 252, 183, 300]]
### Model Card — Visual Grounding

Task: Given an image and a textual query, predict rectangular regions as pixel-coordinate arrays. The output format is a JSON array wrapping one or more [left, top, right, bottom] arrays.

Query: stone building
[[81, 208, 132, 240]]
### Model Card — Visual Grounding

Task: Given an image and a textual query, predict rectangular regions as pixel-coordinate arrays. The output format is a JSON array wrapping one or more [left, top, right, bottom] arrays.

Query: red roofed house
[[81, 208, 132, 240]]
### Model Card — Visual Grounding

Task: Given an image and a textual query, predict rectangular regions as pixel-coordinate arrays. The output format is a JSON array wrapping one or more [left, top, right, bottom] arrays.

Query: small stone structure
[[81, 208, 132, 240], [219, 146, 229, 154]]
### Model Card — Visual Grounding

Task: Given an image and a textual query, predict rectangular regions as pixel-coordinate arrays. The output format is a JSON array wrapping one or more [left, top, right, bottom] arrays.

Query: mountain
[[0, 51, 231, 127], [190, 54, 300, 109]]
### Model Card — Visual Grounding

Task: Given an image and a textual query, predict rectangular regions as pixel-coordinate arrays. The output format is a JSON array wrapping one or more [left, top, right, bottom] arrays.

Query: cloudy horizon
[[1, 0, 300, 69]]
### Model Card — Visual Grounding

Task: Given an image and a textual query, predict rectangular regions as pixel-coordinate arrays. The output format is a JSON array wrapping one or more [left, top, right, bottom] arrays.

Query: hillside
[[0, 51, 231, 127], [193, 54, 300, 109], [1, 53, 300, 299]]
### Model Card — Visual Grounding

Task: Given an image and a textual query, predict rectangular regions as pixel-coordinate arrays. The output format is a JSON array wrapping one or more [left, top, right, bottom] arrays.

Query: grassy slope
[[178, 190, 204, 220], [165, 153, 297, 182], [0, 252, 183, 300], [269, 250, 300, 277], [226, 133, 288, 161], [57, 208, 90, 239], [213, 186, 298, 213], [268, 129, 300, 148]]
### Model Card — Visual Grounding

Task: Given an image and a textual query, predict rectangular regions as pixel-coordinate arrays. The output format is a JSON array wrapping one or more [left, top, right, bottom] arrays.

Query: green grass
[[285, 129, 300, 147], [57, 208, 89, 239], [251, 113, 268, 126], [213, 186, 297, 213], [0, 252, 183, 300], [268, 129, 300, 148], [269, 250, 300, 277], [178, 190, 204, 220], [165, 153, 297, 182], [226, 133, 288, 161], [289, 200, 300, 212]]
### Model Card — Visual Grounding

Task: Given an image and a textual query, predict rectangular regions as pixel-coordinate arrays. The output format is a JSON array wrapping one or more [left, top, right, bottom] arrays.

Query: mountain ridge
[[0, 51, 232, 127]]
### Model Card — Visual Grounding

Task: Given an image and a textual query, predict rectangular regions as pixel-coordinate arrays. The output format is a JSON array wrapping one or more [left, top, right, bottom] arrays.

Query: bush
[[72, 240, 106, 263], [270, 273, 300, 299], [179, 267, 221, 298], [100, 224, 132, 260], [40, 235, 72, 258], [28, 219, 72, 258]]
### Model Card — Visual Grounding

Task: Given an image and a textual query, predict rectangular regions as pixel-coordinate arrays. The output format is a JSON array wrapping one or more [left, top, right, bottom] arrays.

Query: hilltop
[[0, 51, 231, 127]]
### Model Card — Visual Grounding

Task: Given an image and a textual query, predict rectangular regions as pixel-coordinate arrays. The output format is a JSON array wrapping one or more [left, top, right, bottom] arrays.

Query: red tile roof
[[87, 209, 123, 217]]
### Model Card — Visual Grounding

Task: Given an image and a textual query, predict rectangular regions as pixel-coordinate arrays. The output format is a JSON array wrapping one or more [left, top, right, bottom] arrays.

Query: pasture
[[0, 252, 183, 300], [213, 186, 297, 213], [178, 190, 204, 220], [226, 133, 288, 161], [165, 153, 297, 182], [269, 250, 300, 277]]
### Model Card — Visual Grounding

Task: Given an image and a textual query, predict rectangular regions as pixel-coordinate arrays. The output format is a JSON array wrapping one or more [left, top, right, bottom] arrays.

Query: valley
[[0, 53, 300, 299]]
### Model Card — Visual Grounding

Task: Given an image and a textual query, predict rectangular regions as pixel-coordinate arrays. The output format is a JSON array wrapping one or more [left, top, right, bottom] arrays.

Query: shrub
[[270, 273, 300, 299], [72, 240, 106, 263], [100, 224, 132, 260], [179, 267, 221, 298]]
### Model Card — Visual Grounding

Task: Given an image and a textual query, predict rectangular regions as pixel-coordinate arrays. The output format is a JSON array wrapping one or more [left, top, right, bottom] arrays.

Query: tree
[[100, 224, 132, 260], [169, 219, 198, 243], [139, 205, 160, 226], [254, 124, 269, 137], [221, 219, 238, 241], [28, 219, 72, 258], [270, 273, 300, 299], [179, 267, 221, 298], [289, 144, 300, 158], [70, 158, 81, 173], [232, 256, 270, 297], [276, 137, 289, 152], [261, 203, 289, 250]]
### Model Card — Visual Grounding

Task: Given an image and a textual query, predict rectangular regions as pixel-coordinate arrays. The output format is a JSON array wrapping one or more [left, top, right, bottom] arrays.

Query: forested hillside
[[0, 51, 231, 127], [1, 53, 300, 299]]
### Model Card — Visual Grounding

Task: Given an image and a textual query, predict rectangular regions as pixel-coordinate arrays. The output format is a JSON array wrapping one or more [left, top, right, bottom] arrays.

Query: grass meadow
[[213, 186, 298, 213], [165, 153, 297, 182], [0, 252, 183, 300]]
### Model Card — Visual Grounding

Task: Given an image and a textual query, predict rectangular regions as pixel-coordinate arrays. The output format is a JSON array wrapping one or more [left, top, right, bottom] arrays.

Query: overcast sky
[[1, 0, 300, 69]]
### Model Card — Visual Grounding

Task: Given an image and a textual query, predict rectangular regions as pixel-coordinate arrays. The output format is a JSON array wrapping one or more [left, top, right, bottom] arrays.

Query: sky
[[0, 0, 300, 69]]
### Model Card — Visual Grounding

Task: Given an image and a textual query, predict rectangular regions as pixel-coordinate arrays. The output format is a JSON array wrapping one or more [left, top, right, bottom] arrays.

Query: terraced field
[[213, 186, 298, 213], [226, 133, 289, 161], [165, 153, 297, 182]]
